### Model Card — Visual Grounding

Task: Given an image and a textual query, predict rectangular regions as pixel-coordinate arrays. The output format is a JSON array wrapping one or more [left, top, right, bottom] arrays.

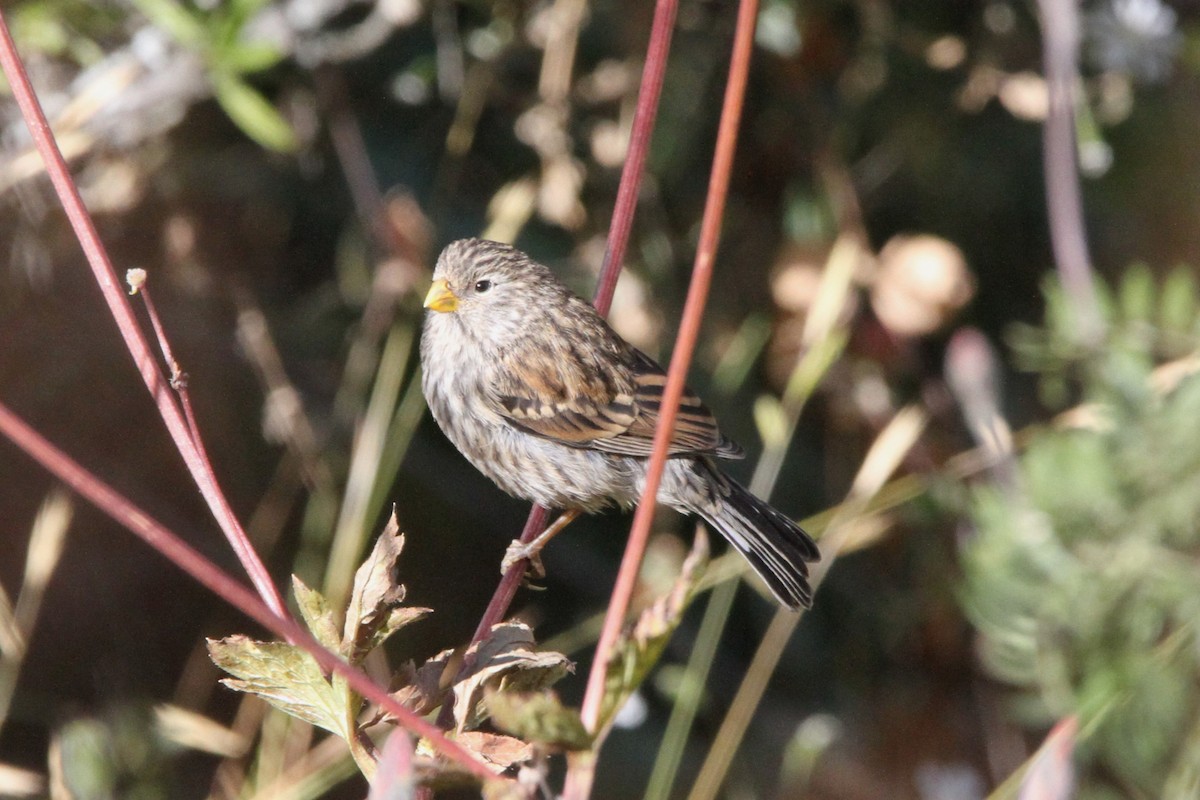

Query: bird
[[419, 238, 820, 609]]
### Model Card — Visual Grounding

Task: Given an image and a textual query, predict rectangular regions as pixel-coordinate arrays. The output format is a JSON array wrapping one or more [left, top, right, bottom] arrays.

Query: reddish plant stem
[[590, 0, 679, 317], [577, 0, 760, 739], [1036, 0, 1101, 340], [139, 285, 267, 592], [469, 506, 550, 644], [0, 400, 495, 782], [137, 285, 185, 386], [468, 0, 680, 649], [0, 10, 286, 618]]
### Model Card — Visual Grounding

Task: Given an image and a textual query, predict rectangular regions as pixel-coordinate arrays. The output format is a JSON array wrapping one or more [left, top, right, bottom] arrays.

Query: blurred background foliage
[[963, 269, 1200, 799], [1, 0, 1200, 798]]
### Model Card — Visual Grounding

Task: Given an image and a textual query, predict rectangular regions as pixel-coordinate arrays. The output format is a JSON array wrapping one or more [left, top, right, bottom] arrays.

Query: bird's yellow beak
[[423, 279, 459, 313]]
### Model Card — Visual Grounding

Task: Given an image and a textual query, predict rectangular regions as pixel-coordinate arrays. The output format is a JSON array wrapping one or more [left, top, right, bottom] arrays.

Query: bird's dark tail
[[690, 464, 820, 609]]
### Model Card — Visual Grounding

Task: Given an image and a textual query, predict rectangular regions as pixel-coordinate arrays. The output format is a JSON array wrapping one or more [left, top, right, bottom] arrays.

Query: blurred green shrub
[[962, 267, 1200, 798]]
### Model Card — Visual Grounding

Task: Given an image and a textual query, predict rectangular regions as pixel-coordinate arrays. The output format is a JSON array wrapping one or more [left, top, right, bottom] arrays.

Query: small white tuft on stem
[[125, 268, 147, 295]]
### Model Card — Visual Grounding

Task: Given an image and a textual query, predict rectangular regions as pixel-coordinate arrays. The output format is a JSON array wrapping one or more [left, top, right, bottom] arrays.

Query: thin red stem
[[469, 505, 550, 644], [578, 0, 760, 738], [137, 285, 184, 386], [0, 9, 286, 618], [591, 0, 679, 317], [139, 286, 274, 608], [468, 0, 680, 649], [0, 400, 495, 782]]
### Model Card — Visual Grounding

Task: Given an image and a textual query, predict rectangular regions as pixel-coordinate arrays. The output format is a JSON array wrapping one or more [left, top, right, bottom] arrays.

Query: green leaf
[[212, 71, 298, 152], [207, 636, 348, 737], [228, 0, 273, 27], [130, 0, 206, 48], [485, 690, 591, 751], [221, 41, 286, 74], [1160, 267, 1197, 334], [1117, 263, 1154, 324], [291, 575, 343, 653]]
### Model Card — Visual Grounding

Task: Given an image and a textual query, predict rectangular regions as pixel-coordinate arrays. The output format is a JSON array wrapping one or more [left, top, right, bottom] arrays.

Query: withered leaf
[[343, 512, 431, 663], [207, 635, 348, 738], [451, 622, 573, 732], [598, 531, 708, 734], [457, 731, 534, 771], [484, 689, 591, 751], [388, 649, 459, 718]]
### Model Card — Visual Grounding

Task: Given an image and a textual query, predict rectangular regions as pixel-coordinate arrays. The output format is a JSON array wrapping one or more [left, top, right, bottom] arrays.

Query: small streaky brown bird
[[420, 238, 819, 609]]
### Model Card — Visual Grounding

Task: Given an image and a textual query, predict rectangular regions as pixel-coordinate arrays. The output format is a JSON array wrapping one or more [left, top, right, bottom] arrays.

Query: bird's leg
[[500, 509, 581, 578]]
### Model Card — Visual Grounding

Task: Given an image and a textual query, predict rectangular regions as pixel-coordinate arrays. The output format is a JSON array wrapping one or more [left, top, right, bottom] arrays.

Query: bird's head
[[424, 238, 565, 346]]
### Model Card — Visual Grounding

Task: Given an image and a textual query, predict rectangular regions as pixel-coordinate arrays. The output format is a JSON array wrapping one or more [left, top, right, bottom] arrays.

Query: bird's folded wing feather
[[494, 343, 743, 459]]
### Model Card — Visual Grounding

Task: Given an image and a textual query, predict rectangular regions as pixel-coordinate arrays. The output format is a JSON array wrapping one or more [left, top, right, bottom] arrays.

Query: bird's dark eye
[[474, 279, 493, 293]]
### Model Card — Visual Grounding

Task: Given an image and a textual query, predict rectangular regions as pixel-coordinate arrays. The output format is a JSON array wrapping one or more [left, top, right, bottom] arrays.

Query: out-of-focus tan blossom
[[870, 234, 975, 338]]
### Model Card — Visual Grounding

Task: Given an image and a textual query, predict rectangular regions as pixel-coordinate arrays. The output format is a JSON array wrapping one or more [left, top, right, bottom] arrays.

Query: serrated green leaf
[[292, 575, 342, 653], [212, 71, 297, 152], [207, 635, 347, 737], [485, 690, 591, 751]]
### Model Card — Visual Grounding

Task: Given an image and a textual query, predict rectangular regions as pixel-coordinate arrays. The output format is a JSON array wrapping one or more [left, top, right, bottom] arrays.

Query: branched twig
[[0, 400, 496, 782], [0, 9, 286, 618], [134, 281, 257, 563]]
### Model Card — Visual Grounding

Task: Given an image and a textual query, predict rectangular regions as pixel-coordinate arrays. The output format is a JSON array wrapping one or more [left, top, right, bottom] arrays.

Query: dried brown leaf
[[451, 622, 573, 732], [343, 512, 431, 663], [457, 731, 535, 770], [390, 649, 459, 717]]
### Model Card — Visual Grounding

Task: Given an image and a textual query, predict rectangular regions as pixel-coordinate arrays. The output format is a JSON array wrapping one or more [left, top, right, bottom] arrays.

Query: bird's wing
[[495, 341, 743, 460]]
